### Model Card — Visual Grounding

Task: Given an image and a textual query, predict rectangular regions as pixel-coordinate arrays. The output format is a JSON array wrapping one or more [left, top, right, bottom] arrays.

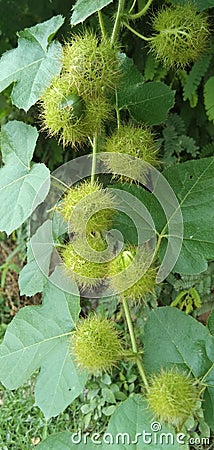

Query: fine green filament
[[128, 0, 153, 20], [123, 22, 152, 41]]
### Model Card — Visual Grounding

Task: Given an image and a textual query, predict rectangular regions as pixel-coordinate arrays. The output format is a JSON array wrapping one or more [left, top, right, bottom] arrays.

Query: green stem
[[115, 90, 121, 130], [50, 174, 70, 190], [116, 107, 121, 130], [54, 242, 68, 249], [123, 349, 143, 359], [128, 0, 153, 20], [136, 358, 149, 390], [111, 0, 125, 45], [124, 21, 152, 41], [152, 232, 165, 262], [98, 10, 106, 37], [129, 0, 137, 13], [200, 364, 214, 385], [91, 132, 98, 185], [122, 297, 149, 390], [42, 421, 48, 440]]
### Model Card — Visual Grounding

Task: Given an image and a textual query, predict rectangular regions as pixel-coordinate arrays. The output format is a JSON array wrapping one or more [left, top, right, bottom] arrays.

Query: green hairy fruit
[[62, 32, 121, 96], [39, 31, 120, 146], [60, 93, 85, 118], [109, 246, 156, 302], [150, 4, 209, 68], [61, 234, 110, 290], [71, 316, 124, 373], [58, 181, 118, 234], [40, 74, 111, 146], [105, 124, 158, 162], [147, 369, 199, 427], [103, 124, 158, 181]]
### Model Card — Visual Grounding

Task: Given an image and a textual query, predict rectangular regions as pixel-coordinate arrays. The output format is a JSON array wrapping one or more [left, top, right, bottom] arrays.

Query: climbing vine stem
[[111, 0, 125, 45], [115, 90, 121, 130], [122, 297, 149, 390], [129, 0, 137, 14], [91, 132, 98, 185], [98, 10, 106, 37]]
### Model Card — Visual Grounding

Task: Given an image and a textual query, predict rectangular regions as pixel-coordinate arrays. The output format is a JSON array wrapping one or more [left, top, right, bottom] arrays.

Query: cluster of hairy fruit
[[56, 124, 159, 296], [57, 178, 157, 298], [39, 4, 210, 146], [39, 23, 206, 426], [37, 11, 209, 427], [45, 32, 160, 298], [63, 179, 202, 427], [40, 32, 121, 146]]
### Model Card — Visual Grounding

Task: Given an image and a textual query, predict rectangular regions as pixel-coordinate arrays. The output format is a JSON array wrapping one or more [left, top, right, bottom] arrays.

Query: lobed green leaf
[[19, 220, 55, 296], [203, 367, 214, 431], [37, 432, 98, 449], [0, 15, 64, 110], [163, 157, 214, 274], [111, 157, 214, 275], [143, 306, 214, 377], [71, 0, 113, 25], [104, 395, 185, 449], [143, 306, 214, 428], [0, 121, 50, 235], [0, 267, 86, 418], [117, 55, 175, 125]]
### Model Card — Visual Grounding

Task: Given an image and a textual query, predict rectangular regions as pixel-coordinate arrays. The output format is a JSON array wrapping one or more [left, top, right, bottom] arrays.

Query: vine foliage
[[0, 0, 214, 448]]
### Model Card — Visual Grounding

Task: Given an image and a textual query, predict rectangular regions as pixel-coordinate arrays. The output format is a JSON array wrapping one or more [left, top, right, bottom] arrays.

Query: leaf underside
[[0, 121, 50, 235], [0, 267, 86, 418], [0, 15, 64, 110], [71, 0, 113, 25]]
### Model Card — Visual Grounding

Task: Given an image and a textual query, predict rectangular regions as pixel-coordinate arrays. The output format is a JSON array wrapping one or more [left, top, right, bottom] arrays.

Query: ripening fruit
[[109, 246, 156, 302], [39, 31, 120, 146], [71, 316, 124, 373], [58, 181, 117, 234], [103, 124, 158, 182], [149, 4, 209, 68], [60, 93, 85, 118], [147, 369, 199, 427], [62, 32, 121, 96], [40, 73, 111, 146], [61, 234, 110, 290]]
